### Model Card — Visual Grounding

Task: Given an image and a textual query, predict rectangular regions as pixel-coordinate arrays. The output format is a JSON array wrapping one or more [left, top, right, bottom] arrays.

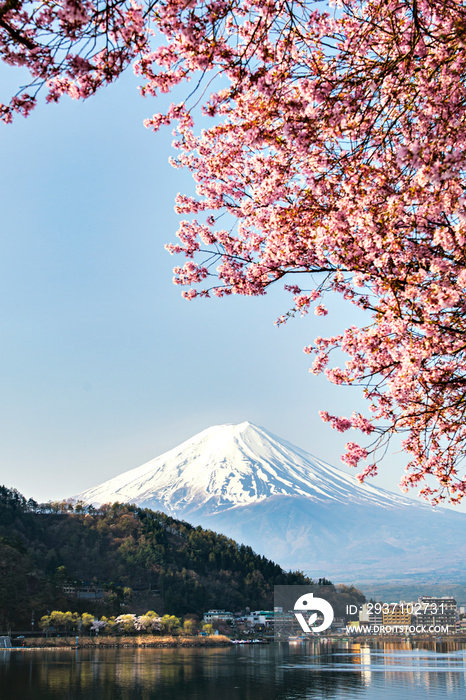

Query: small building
[[359, 604, 382, 625], [382, 604, 411, 628], [330, 617, 345, 632], [245, 611, 274, 628], [62, 583, 104, 600], [203, 610, 234, 623], [456, 617, 466, 634], [414, 596, 457, 631]]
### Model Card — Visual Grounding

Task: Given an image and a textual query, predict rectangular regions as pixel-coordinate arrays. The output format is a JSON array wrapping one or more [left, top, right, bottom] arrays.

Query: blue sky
[[0, 64, 457, 511]]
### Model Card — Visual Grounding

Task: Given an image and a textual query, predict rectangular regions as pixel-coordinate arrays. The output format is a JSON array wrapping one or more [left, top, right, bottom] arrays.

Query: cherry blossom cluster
[[0, 1, 152, 122]]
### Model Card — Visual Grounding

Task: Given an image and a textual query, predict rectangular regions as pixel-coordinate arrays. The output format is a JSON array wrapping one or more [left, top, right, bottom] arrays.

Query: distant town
[[204, 596, 466, 639]]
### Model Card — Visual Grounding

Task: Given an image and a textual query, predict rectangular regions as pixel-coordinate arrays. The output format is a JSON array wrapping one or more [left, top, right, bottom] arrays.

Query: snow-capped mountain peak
[[75, 421, 410, 516]]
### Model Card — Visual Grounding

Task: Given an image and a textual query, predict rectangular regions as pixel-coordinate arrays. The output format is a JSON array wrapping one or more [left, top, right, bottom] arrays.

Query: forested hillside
[[1, 486, 351, 629]]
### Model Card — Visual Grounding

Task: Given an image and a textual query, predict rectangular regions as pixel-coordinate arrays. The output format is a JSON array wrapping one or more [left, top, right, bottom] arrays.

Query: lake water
[[1, 640, 466, 699]]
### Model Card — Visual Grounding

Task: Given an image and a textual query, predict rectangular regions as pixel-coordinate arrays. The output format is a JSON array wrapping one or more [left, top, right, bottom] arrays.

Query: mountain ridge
[[0, 485, 328, 629]]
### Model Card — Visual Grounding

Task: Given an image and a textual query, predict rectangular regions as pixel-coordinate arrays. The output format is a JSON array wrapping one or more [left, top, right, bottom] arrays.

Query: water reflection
[[281, 639, 466, 698], [1, 640, 466, 699]]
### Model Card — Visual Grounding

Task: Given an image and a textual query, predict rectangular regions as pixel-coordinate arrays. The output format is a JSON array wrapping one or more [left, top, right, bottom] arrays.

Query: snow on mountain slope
[[75, 421, 413, 516]]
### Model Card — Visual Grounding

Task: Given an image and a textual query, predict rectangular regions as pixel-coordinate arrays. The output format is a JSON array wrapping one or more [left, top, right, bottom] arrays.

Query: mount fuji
[[74, 421, 466, 583]]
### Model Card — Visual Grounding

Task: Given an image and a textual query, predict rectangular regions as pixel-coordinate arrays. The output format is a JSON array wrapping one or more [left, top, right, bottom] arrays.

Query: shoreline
[[7, 634, 466, 650], [10, 635, 232, 649]]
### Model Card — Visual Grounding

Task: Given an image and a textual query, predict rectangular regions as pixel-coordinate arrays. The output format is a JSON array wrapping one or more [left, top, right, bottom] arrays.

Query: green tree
[[160, 614, 181, 636], [80, 612, 95, 635], [182, 618, 196, 636]]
